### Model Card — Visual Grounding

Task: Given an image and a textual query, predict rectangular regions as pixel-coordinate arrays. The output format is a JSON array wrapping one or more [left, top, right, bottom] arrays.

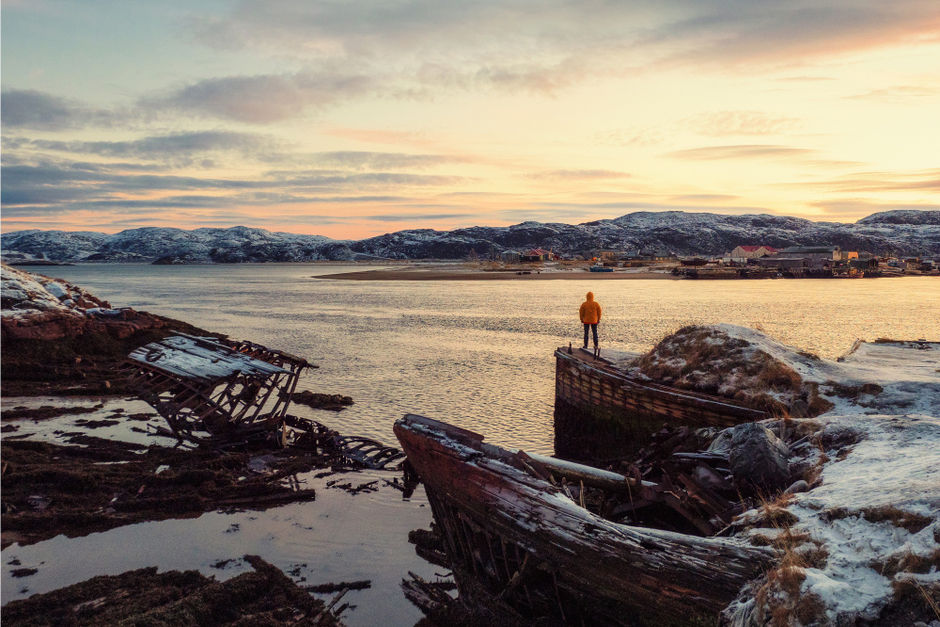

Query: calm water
[[41, 264, 940, 454], [5, 264, 938, 624]]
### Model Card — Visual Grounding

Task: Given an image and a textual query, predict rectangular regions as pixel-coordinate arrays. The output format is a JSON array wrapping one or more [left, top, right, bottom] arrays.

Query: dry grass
[[750, 493, 832, 626], [874, 549, 940, 579], [890, 578, 940, 622], [823, 380, 884, 399], [634, 325, 832, 419]]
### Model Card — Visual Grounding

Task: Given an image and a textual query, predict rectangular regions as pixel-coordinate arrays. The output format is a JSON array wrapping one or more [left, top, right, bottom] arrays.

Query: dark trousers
[[583, 323, 598, 347]]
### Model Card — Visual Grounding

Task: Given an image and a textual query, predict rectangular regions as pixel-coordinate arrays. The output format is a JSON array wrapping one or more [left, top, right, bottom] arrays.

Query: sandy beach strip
[[315, 268, 679, 281]]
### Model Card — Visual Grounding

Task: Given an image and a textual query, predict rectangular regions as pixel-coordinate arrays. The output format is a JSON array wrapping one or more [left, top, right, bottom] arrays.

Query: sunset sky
[[2, 0, 939, 239]]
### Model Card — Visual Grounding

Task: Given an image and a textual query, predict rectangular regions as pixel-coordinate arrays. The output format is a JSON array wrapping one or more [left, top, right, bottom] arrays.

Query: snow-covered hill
[[2, 211, 938, 263]]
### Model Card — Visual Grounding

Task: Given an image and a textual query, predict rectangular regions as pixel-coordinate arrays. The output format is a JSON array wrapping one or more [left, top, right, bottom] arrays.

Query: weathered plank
[[395, 414, 776, 625]]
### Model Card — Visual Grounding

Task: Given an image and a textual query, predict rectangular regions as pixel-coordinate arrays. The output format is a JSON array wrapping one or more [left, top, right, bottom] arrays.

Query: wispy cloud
[[526, 169, 632, 180], [0, 158, 467, 216], [802, 169, 940, 193], [143, 71, 377, 124], [186, 0, 940, 99], [811, 198, 940, 217], [684, 110, 801, 136], [849, 84, 940, 103], [666, 144, 815, 161], [364, 212, 475, 222], [0, 89, 116, 130], [7, 131, 282, 166], [311, 151, 464, 170]]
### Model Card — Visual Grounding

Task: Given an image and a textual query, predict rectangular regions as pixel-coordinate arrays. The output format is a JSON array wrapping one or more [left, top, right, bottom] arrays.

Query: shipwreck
[[395, 414, 785, 625], [554, 346, 769, 460], [123, 333, 404, 468]]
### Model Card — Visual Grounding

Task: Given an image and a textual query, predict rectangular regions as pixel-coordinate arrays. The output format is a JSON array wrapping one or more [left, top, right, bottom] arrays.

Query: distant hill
[[2, 211, 938, 263]]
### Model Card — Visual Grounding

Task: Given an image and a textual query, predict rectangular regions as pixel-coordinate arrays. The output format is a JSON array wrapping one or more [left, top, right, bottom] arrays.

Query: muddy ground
[[0, 426, 348, 549], [2, 554, 342, 626]]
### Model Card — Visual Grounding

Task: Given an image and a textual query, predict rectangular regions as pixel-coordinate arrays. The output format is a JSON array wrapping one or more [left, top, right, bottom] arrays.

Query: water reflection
[[41, 265, 939, 454]]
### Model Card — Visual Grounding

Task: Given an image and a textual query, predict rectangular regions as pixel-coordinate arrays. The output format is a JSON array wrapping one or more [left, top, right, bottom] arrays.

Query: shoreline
[[315, 268, 680, 281]]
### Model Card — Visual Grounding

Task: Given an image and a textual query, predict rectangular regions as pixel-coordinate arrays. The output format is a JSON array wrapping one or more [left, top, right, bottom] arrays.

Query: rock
[[706, 428, 735, 456], [729, 423, 791, 493], [784, 479, 809, 494], [788, 399, 809, 418]]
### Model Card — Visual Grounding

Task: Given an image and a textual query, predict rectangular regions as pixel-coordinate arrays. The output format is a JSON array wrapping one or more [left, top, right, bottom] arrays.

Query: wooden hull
[[395, 414, 774, 625], [554, 348, 768, 460]]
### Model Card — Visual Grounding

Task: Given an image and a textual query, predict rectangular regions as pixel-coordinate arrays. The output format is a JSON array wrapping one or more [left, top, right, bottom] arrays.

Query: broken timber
[[124, 333, 310, 444], [554, 346, 769, 460], [394, 414, 775, 625]]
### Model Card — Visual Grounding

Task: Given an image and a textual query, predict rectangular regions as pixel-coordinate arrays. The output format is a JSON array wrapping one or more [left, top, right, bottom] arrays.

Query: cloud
[[311, 151, 463, 170], [145, 71, 376, 123], [9, 131, 282, 165], [802, 169, 940, 193], [364, 213, 475, 222], [185, 0, 940, 98], [0, 89, 113, 130], [666, 144, 815, 161], [850, 84, 940, 103], [526, 169, 632, 181], [0, 157, 466, 218], [669, 193, 740, 202], [811, 198, 940, 217], [684, 111, 801, 137]]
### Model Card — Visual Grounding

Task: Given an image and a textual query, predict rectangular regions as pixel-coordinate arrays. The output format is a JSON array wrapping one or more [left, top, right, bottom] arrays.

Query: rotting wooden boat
[[123, 333, 406, 467], [555, 346, 769, 460], [394, 414, 775, 626]]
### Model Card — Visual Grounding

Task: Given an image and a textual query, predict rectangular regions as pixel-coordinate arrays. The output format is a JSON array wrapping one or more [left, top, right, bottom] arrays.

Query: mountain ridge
[[2, 210, 938, 263]]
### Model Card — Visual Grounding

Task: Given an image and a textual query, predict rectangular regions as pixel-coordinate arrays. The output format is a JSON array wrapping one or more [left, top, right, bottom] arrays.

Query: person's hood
[[586, 292, 594, 301]]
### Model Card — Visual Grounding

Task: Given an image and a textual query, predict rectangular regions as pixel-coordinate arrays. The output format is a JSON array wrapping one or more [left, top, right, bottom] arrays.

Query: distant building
[[729, 245, 778, 261], [501, 250, 521, 263], [622, 249, 675, 262], [520, 248, 555, 262], [776, 246, 841, 261]]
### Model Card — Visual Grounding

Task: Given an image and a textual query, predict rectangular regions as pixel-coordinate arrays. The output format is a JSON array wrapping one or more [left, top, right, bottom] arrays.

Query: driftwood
[[395, 414, 776, 625]]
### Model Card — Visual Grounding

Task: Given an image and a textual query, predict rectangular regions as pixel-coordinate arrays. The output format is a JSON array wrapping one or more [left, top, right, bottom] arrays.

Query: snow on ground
[[624, 325, 939, 623], [721, 333, 940, 624], [1, 263, 107, 319], [792, 411, 939, 622]]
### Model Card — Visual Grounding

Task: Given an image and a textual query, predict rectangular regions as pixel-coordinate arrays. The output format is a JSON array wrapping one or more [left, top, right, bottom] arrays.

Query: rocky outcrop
[[1, 264, 171, 342], [1, 264, 214, 395]]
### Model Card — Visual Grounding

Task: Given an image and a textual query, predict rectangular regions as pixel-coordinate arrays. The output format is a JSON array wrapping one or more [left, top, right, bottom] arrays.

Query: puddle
[[1, 396, 175, 448], [1, 469, 437, 626]]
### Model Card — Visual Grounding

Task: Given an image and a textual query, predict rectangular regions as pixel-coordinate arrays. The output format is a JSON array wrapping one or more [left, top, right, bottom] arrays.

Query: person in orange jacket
[[579, 291, 602, 350]]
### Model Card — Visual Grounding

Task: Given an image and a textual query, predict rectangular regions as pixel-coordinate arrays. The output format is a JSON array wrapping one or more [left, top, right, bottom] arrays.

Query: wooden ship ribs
[[395, 415, 775, 625], [124, 333, 311, 444], [555, 347, 770, 460]]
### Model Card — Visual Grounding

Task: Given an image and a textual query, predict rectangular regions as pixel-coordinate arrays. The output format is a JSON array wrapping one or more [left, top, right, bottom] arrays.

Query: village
[[491, 245, 940, 278]]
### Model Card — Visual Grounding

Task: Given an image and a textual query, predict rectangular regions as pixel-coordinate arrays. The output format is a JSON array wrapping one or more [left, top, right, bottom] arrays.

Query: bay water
[[40, 263, 939, 454], [5, 263, 935, 625]]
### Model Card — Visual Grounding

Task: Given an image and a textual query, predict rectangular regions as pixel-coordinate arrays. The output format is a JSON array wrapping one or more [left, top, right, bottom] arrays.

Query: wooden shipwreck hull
[[124, 333, 310, 444], [395, 414, 774, 626], [555, 347, 769, 460]]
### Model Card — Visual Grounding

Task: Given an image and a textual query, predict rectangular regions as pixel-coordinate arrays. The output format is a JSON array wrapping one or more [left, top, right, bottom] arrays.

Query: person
[[579, 291, 602, 349]]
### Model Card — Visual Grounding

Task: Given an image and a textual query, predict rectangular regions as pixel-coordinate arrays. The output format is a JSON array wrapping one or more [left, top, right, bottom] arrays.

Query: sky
[[2, 0, 939, 239]]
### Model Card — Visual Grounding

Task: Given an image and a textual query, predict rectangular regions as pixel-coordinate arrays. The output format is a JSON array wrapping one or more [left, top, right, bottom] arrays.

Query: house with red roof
[[520, 248, 556, 262]]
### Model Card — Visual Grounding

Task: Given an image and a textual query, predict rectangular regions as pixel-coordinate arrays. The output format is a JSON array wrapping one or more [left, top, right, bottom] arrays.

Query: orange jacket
[[579, 292, 602, 324]]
